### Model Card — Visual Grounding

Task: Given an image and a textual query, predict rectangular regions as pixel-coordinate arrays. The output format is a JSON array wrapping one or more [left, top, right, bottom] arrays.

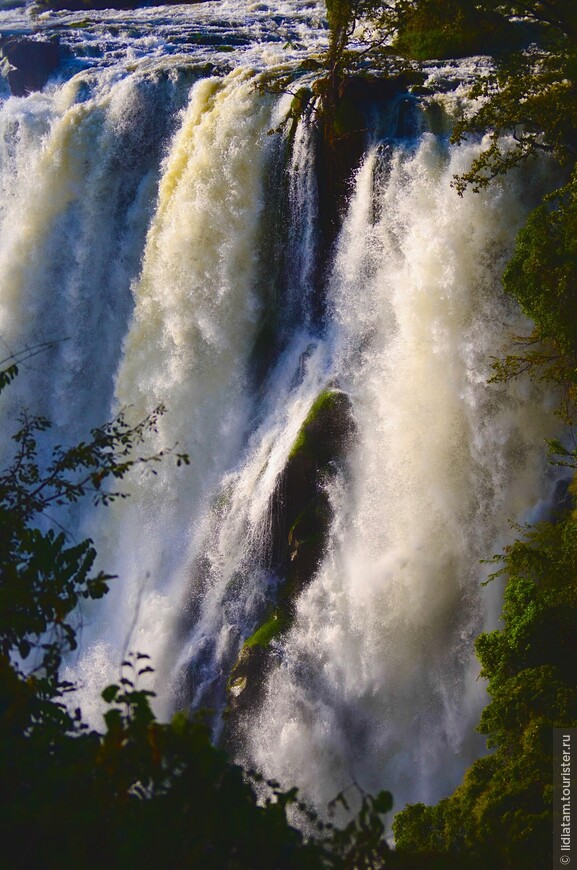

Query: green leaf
[[372, 790, 393, 815], [104, 708, 123, 731], [101, 684, 120, 703]]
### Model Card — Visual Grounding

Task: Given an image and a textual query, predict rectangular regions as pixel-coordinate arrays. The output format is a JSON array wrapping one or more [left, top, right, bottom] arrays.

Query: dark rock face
[[313, 72, 426, 322], [227, 643, 273, 717], [272, 389, 354, 596], [1, 38, 62, 97], [225, 389, 355, 726]]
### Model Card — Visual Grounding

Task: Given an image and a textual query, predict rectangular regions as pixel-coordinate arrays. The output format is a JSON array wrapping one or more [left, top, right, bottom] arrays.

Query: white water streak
[[286, 116, 318, 317], [0, 70, 182, 439], [247, 135, 560, 811], [67, 70, 277, 721]]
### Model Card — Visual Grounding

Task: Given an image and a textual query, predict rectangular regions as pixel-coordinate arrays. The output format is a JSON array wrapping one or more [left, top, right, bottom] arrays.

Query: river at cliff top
[[2, 1, 328, 72]]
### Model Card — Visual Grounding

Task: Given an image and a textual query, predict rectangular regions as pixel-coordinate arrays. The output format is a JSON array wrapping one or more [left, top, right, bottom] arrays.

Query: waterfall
[[0, 66, 189, 438], [246, 136, 558, 810], [0, 1, 562, 815]]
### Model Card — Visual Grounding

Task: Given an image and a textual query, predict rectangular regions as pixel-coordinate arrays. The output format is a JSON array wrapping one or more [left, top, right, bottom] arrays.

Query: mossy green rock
[[279, 389, 353, 595], [225, 389, 354, 723], [243, 611, 288, 649], [289, 388, 351, 461], [226, 611, 288, 718], [227, 643, 271, 716]]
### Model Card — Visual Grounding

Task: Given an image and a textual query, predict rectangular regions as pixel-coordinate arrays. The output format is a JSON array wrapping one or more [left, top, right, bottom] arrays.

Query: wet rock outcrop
[[309, 71, 427, 321], [1, 37, 64, 97], [226, 388, 355, 725]]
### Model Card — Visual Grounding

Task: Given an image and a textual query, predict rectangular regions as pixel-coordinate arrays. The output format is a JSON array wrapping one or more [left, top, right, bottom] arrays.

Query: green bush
[[504, 173, 577, 355], [392, 0, 514, 60]]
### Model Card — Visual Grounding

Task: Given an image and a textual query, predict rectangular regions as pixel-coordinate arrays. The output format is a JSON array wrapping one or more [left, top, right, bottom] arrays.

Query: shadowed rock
[[1, 37, 62, 97], [225, 389, 355, 728]]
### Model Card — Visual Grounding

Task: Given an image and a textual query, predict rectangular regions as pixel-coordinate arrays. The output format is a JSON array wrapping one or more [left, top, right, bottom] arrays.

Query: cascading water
[[0, 0, 563, 817], [246, 134, 559, 810]]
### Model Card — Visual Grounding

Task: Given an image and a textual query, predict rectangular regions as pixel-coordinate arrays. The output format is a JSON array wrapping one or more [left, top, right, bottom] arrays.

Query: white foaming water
[[62, 68, 281, 721], [1, 0, 329, 75], [0, 66, 189, 441], [286, 113, 318, 320], [245, 137, 560, 810], [0, 1, 563, 816]]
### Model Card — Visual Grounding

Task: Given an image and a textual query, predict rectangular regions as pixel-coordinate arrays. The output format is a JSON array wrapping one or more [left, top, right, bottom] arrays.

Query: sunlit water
[[0, 0, 562, 817]]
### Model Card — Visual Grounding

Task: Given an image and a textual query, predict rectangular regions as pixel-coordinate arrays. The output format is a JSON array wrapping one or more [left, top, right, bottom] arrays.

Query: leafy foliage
[[391, 0, 517, 61], [384, 2, 577, 191], [5, 0, 577, 861], [323, 1, 577, 185], [0, 396, 188, 689], [486, 171, 577, 424], [451, 45, 577, 195], [1, 650, 322, 870]]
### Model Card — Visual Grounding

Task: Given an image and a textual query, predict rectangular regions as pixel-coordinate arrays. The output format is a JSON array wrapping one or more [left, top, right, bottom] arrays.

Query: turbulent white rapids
[[0, 0, 563, 818]]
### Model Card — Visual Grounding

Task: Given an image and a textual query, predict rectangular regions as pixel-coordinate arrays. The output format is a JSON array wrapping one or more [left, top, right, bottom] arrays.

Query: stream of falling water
[[0, 2, 563, 817], [245, 136, 559, 809]]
